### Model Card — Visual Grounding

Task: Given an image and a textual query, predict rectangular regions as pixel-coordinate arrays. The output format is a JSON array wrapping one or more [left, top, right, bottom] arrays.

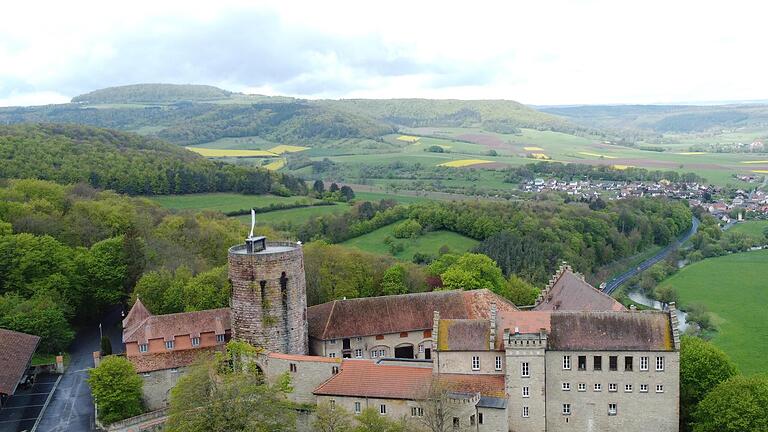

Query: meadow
[[728, 220, 768, 241], [236, 203, 350, 226], [342, 222, 479, 261], [656, 249, 768, 374], [148, 193, 314, 213]]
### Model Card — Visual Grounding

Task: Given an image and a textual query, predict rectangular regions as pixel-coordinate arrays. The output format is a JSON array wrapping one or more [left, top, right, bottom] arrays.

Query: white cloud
[[1, 0, 768, 106]]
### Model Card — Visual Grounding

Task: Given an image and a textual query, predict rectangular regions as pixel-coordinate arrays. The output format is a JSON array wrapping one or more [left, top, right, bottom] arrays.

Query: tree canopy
[[693, 375, 768, 432], [87, 356, 144, 425]]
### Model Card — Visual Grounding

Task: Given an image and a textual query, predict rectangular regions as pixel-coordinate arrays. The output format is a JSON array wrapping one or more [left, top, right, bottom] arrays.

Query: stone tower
[[228, 236, 308, 355]]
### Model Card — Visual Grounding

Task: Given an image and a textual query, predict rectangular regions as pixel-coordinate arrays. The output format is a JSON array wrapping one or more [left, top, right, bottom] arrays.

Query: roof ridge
[[145, 307, 230, 320], [321, 300, 337, 340], [122, 316, 151, 342]]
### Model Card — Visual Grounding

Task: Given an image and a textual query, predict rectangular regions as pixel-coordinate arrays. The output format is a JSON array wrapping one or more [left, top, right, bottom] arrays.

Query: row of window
[[327, 330, 433, 345], [470, 356, 504, 371], [138, 334, 225, 353], [336, 402, 484, 427], [562, 355, 664, 372], [561, 382, 665, 393], [561, 403, 619, 416]]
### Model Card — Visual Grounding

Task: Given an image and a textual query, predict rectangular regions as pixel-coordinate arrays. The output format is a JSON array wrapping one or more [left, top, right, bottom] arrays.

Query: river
[[627, 290, 689, 332]]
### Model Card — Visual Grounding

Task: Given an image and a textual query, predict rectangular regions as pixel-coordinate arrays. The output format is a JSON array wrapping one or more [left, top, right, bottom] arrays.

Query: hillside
[[72, 83, 233, 104], [0, 123, 306, 195]]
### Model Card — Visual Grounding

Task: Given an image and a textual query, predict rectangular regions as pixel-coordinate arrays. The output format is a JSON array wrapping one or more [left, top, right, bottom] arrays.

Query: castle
[[122, 235, 680, 431]]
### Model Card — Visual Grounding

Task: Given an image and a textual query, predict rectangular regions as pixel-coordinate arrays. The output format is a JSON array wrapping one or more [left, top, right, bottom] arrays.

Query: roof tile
[[0, 329, 41, 395]]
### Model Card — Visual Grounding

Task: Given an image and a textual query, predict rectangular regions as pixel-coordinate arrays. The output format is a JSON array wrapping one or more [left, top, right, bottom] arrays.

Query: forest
[[0, 123, 307, 195]]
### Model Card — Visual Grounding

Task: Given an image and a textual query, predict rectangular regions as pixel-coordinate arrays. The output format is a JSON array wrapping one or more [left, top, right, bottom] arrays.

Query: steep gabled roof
[[122, 298, 153, 340], [437, 319, 490, 351], [123, 308, 230, 344], [533, 267, 626, 312], [307, 289, 518, 340], [314, 359, 432, 399], [548, 311, 675, 351], [0, 328, 41, 396]]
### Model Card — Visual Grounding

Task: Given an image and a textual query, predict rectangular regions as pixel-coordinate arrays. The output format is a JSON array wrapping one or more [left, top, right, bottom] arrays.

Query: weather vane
[[249, 208, 256, 239]]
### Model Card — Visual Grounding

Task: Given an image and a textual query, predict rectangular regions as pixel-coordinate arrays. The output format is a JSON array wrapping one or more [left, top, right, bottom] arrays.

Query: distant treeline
[[504, 162, 706, 184], [0, 123, 307, 196], [224, 200, 336, 217]]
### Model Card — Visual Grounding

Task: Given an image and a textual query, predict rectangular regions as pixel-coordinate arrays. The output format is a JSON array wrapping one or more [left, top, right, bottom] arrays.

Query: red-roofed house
[[0, 329, 40, 406]]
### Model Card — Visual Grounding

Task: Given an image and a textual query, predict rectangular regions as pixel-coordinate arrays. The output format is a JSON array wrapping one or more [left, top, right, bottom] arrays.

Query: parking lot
[[0, 374, 59, 432]]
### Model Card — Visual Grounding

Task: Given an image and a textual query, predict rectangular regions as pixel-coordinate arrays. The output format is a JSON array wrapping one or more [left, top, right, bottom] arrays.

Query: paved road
[[35, 307, 124, 432], [602, 216, 700, 295]]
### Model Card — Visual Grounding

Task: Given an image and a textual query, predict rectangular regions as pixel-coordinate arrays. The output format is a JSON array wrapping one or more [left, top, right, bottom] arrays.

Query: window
[[471, 356, 480, 371], [656, 356, 665, 371], [593, 356, 602, 371], [411, 407, 424, 417], [165, 340, 174, 350], [522, 386, 530, 398], [354, 402, 361, 414], [330, 339, 337, 345], [562, 382, 571, 391], [522, 406, 529, 418], [400, 332, 409, 338], [329, 400, 336, 410], [470, 415, 476, 426], [139, 343, 148, 353], [376, 335, 384, 340], [355, 337, 363, 342], [371, 350, 378, 358], [656, 384, 664, 393], [594, 383, 602, 392], [419, 344, 425, 353], [625, 356, 633, 371], [332, 366, 339, 374], [379, 349, 386, 358], [478, 413, 484, 425], [521, 362, 530, 377], [609, 356, 618, 371], [578, 356, 587, 371], [380, 404, 387, 415], [453, 417, 460, 428], [608, 403, 617, 416], [562, 404, 571, 415], [216, 334, 225, 343], [328, 352, 336, 358], [170, 368, 178, 373], [609, 383, 617, 392], [289, 363, 297, 373], [495, 356, 503, 371], [191, 337, 200, 347], [423, 330, 432, 338], [563, 355, 571, 370], [640, 384, 648, 393], [578, 383, 586, 392], [142, 372, 151, 377], [355, 349, 363, 358], [625, 384, 633, 392], [640, 356, 649, 371]]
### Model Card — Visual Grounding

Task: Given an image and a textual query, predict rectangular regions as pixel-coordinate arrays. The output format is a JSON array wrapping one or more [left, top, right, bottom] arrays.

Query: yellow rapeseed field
[[578, 151, 617, 159], [523, 146, 544, 151], [742, 160, 768, 164], [264, 159, 286, 170], [267, 145, 310, 154], [612, 165, 634, 170], [752, 170, 768, 174], [530, 153, 551, 160], [186, 147, 276, 157], [438, 159, 494, 167], [397, 135, 420, 143]]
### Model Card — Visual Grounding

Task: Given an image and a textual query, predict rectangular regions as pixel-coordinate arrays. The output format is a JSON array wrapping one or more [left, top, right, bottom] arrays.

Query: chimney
[[489, 303, 497, 350], [432, 311, 440, 352]]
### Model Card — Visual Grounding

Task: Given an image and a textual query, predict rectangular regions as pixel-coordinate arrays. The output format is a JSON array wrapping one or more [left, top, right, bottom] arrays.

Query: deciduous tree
[[87, 356, 144, 424]]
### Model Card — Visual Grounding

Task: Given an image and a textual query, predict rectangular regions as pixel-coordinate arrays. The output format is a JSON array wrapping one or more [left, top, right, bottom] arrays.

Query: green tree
[[313, 180, 325, 195], [381, 264, 408, 295], [0, 293, 74, 353], [354, 408, 406, 432], [340, 185, 355, 201], [506, 275, 541, 306], [313, 402, 354, 432], [440, 253, 507, 294], [680, 336, 738, 431], [392, 219, 423, 239], [693, 375, 768, 432], [87, 356, 144, 424], [80, 236, 129, 313], [101, 336, 113, 356]]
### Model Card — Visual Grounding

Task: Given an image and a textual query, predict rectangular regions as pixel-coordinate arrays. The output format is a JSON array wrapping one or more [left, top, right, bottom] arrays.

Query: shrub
[[393, 219, 423, 239]]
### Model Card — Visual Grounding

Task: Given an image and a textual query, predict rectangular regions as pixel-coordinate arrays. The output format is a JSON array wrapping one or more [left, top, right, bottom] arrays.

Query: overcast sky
[[2, 0, 766, 107]]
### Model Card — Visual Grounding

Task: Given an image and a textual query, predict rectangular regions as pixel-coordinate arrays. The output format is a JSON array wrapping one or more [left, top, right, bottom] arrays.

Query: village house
[[0, 329, 41, 408]]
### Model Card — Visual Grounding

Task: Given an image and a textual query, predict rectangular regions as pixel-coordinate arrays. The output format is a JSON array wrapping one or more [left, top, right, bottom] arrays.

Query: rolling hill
[[72, 83, 233, 104]]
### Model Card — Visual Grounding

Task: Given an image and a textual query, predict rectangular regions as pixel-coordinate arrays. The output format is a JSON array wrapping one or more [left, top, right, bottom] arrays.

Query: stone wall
[[140, 368, 185, 411], [505, 333, 547, 432], [545, 350, 679, 432], [229, 242, 308, 355], [434, 350, 505, 375], [261, 354, 341, 405], [311, 329, 433, 360]]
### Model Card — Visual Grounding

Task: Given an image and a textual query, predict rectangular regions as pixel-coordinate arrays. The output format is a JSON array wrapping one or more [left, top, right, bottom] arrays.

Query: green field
[[657, 249, 768, 374], [343, 223, 479, 261], [149, 193, 314, 213], [728, 220, 768, 241], [353, 191, 431, 204], [236, 203, 350, 226]]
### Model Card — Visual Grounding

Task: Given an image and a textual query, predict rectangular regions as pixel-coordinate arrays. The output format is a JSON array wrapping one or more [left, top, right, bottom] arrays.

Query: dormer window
[[191, 337, 200, 347], [165, 340, 174, 350], [139, 343, 148, 353]]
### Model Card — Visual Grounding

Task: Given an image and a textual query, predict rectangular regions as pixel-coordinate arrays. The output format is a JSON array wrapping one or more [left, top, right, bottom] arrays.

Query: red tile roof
[[129, 346, 222, 373], [308, 289, 518, 340], [0, 329, 41, 395], [440, 374, 506, 397], [533, 269, 626, 312], [314, 360, 432, 399], [123, 306, 230, 344], [268, 352, 341, 364], [548, 311, 675, 351]]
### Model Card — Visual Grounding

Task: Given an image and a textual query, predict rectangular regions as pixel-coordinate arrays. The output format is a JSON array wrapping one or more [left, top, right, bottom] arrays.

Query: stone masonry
[[228, 241, 308, 355]]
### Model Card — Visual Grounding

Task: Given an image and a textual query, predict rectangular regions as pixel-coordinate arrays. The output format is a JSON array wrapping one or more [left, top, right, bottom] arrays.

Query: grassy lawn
[[236, 203, 350, 226], [657, 249, 768, 374], [728, 220, 768, 241], [353, 191, 431, 204], [343, 223, 479, 261], [32, 352, 70, 367], [149, 193, 314, 213]]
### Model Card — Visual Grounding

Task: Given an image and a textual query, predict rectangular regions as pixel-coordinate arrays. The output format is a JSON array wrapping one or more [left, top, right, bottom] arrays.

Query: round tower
[[228, 236, 308, 355]]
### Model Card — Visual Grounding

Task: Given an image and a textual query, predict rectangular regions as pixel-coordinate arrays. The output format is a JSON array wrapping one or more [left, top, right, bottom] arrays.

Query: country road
[[602, 216, 700, 295]]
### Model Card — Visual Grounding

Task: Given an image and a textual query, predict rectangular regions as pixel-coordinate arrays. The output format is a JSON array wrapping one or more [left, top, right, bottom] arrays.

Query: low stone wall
[[98, 408, 168, 432]]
